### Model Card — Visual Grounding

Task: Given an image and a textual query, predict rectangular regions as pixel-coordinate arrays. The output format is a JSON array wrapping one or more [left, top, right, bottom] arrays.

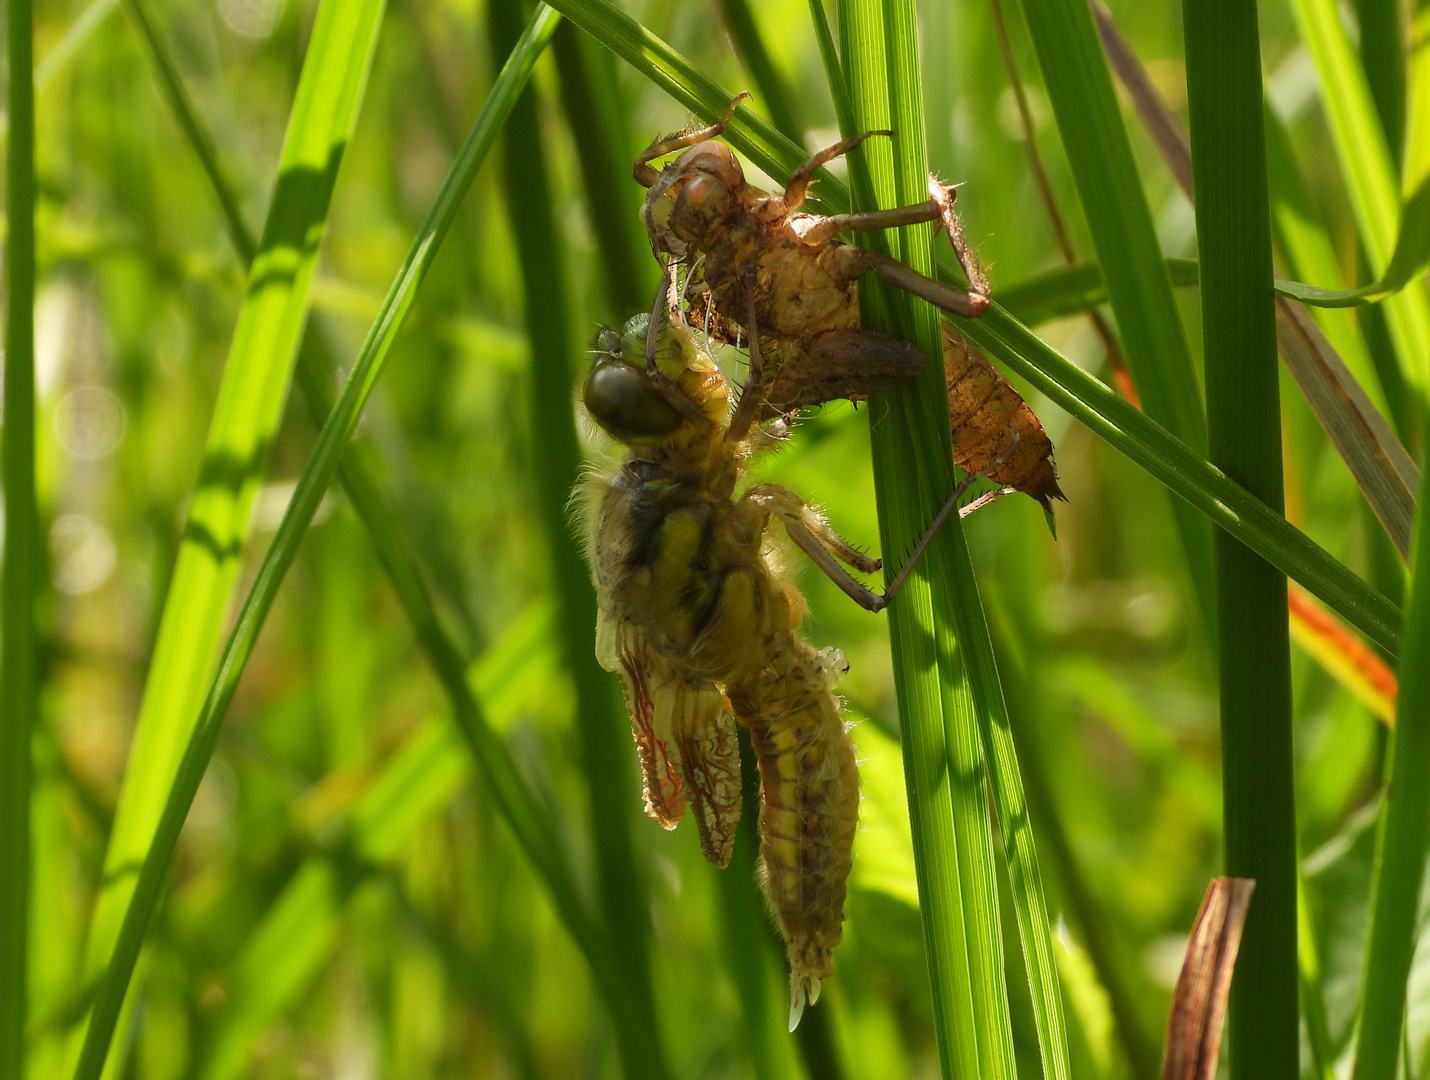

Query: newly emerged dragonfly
[[577, 283, 1004, 1026]]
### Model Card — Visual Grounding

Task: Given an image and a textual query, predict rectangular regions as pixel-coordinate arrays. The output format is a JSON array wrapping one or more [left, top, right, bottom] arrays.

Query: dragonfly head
[[582, 317, 686, 444]]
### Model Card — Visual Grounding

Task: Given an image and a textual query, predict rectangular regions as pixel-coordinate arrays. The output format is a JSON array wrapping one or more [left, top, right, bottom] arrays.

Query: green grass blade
[[1265, 104, 1389, 415], [951, 301, 1403, 656], [1297, 872, 1337, 1080], [1352, 463, 1430, 1080], [123, 0, 255, 265], [838, 1, 1017, 1073], [1290, 0, 1430, 405], [1085, 16, 1414, 569], [69, 1, 386, 1061], [1183, 2, 1299, 1075], [68, 9, 565, 1078], [487, 0, 666, 1068], [713, 0, 804, 140], [1, 0, 38, 1074], [1357, 0, 1408, 165], [550, 22, 652, 320], [1017, 0, 1216, 639]]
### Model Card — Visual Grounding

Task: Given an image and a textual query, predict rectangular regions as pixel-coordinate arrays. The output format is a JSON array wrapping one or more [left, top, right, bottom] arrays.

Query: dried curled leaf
[[944, 326, 1065, 511]]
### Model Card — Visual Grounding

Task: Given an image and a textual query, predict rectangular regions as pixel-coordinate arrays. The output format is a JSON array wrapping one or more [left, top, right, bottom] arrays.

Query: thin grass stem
[[1, 0, 39, 1075], [1352, 461, 1430, 1080], [1182, 2, 1299, 1076]]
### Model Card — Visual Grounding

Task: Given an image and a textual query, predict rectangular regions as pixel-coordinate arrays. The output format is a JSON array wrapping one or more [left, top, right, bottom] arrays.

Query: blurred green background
[[15, 0, 1414, 1076]]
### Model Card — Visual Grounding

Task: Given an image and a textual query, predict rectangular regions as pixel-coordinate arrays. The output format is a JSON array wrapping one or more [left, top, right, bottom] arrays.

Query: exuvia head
[[641, 140, 745, 258]]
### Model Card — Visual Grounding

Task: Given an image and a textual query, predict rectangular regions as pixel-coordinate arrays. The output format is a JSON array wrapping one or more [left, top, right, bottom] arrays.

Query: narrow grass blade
[[1089, 1, 1192, 194], [1161, 879, 1255, 1080], [713, 0, 804, 140], [1018, 0, 1216, 637], [69, 11, 574, 1079], [124, 0, 255, 264], [548, 0, 1402, 653], [550, 23, 652, 319], [1183, 2, 1300, 1074], [835, 0, 1010, 1073], [1094, 3, 1416, 573], [70, 3, 387, 1064], [1289, 0, 1430, 404], [1003, 659, 1160, 1080], [487, 0, 666, 1065], [1274, 300, 1418, 559], [1, 0, 39, 1073], [1297, 872, 1338, 1080], [1352, 463, 1430, 1080], [950, 301, 1403, 656], [198, 611, 557, 1080], [1264, 104, 1390, 417], [1357, 0, 1408, 164]]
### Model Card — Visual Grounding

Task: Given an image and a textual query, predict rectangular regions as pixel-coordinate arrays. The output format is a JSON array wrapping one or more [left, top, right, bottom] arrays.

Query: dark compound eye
[[583, 359, 684, 444]]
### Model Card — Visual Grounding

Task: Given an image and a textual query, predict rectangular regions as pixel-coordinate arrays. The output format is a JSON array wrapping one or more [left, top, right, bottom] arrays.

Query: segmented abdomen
[[727, 637, 858, 1020]]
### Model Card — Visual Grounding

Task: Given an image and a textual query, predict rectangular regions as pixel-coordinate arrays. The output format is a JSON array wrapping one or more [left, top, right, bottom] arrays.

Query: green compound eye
[[583, 358, 684, 444]]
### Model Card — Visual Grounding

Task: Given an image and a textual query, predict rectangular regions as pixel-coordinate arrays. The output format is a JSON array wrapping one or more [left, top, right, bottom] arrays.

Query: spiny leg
[[750, 442, 1020, 613], [743, 485, 888, 612], [927, 174, 990, 306], [633, 91, 751, 186], [782, 129, 892, 211], [725, 271, 767, 444], [809, 177, 991, 316], [853, 249, 989, 318]]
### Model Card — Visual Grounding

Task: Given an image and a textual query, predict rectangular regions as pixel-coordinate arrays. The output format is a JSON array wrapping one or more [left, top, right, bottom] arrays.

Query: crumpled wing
[[666, 682, 742, 868], [597, 608, 686, 829]]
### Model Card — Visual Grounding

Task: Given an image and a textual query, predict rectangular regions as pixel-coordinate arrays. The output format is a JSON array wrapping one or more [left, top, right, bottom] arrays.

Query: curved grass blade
[[548, 0, 1400, 648], [1264, 103, 1390, 417], [69, 5, 387, 1066], [1352, 463, 1430, 1080], [950, 299, 1403, 657], [67, 13, 597, 1080], [1, 0, 38, 1073]]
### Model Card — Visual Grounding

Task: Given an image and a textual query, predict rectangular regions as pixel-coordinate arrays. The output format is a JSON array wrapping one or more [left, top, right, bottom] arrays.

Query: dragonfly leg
[[783, 129, 892, 210], [633, 92, 750, 186], [726, 270, 768, 443]]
